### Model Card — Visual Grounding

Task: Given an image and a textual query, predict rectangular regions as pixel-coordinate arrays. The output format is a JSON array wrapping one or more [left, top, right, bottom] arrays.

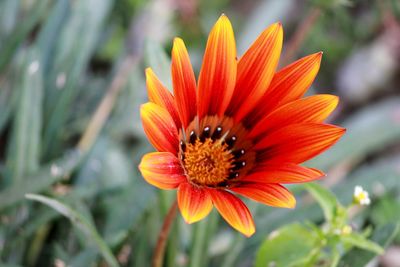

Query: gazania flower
[[139, 15, 345, 237]]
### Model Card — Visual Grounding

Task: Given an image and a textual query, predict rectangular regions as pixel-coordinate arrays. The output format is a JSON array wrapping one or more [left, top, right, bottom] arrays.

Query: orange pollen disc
[[183, 138, 234, 186], [179, 116, 254, 187]]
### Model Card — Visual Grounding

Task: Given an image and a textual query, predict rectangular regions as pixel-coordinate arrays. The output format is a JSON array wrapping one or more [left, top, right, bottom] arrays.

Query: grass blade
[[25, 194, 120, 267], [0, 149, 83, 211], [0, 0, 50, 73], [6, 49, 43, 183]]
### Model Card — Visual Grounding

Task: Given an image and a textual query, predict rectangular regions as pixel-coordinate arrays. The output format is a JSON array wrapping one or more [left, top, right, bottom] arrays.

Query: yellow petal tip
[[145, 67, 153, 77], [173, 37, 183, 44], [243, 227, 256, 238], [217, 13, 231, 24], [315, 51, 323, 60]]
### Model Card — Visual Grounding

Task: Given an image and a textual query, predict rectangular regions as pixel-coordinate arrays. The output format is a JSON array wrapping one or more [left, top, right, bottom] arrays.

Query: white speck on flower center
[[353, 185, 371, 206]]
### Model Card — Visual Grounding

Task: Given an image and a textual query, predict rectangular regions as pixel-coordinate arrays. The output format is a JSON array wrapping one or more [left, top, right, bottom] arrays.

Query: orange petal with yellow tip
[[139, 152, 186, 189], [177, 183, 213, 224], [171, 38, 197, 128], [227, 22, 283, 122], [140, 102, 179, 153], [245, 52, 322, 127], [249, 94, 339, 138], [255, 123, 346, 164], [145, 68, 181, 129], [242, 163, 325, 184], [231, 183, 296, 208], [197, 14, 237, 119], [209, 189, 255, 237]]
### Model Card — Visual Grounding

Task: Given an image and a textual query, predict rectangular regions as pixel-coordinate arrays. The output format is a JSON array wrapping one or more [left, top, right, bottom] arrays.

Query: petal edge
[[197, 14, 237, 118], [231, 183, 296, 208], [177, 183, 213, 223], [139, 152, 186, 189], [210, 189, 255, 237], [141, 102, 179, 154], [171, 38, 197, 128]]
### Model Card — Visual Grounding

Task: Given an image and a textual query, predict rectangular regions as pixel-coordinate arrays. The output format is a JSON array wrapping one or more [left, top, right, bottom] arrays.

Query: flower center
[[179, 116, 253, 187], [183, 138, 234, 186]]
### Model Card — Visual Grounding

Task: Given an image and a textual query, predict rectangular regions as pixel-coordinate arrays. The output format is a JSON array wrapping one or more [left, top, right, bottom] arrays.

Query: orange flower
[[139, 15, 345, 237]]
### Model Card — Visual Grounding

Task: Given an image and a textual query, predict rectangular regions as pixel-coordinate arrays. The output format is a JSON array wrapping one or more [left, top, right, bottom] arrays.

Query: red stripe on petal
[[197, 15, 237, 119], [139, 152, 186, 189], [171, 38, 197, 128], [245, 52, 322, 127], [177, 183, 213, 223], [227, 23, 283, 122], [145, 68, 181, 129], [243, 163, 325, 184], [209, 189, 255, 237], [231, 183, 296, 208], [255, 123, 345, 164], [141, 102, 179, 153], [249, 94, 339, 138]]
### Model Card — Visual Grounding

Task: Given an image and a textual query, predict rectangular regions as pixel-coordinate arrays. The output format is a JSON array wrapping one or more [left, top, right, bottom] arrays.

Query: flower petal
[[171, 38, 197, 128], [242, 163, 325, 184], [141, 102, 179, 153], [244, 52, 322, 127], [249, 94, 339, 138], [255, 123, 346, 164], [231, 183, 296, 208], [197, 14, 237, 119], [177, 183, 213, 223], [227, 23, 283, 122], [139, 152, 186, 189], [145, 68, 181, 129], [209, 189, 255, 237]]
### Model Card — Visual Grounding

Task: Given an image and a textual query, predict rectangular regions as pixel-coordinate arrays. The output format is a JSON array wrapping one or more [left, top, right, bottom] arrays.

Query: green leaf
[[0, 264, 23, 267], [0, 0, 50, 73], [101, 180, 155, 246], [25, 194, 120, 267], [36, 0, 71, 74], [341, 233, 384, 255], [304, 183, 338, 221], [75, 137, 132, 191], [0, 0, 19, 37], [6, 49, 43, 182], [370, 195, 400, 233], [339, 224, 399, 267], [43, 0, 113, 156], [0, 74, 14, 133], [255, 223, 319, 267], [190, 211, 218, 267], [0, 149, 83, 211], [107, 64, 146, 138], [144, 39, 172, 89], [237, 0, 292, 54]]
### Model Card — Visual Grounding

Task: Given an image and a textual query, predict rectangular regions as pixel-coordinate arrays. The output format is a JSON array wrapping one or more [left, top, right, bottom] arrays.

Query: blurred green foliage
[[0, 0, 400, 266]]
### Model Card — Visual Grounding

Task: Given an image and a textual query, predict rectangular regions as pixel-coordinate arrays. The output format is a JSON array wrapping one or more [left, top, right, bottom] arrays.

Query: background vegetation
[[0, 0, 400, 266]]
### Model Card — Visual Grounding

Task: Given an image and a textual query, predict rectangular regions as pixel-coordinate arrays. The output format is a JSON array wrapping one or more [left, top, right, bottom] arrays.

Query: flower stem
[[152, 200, 178, 267]]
